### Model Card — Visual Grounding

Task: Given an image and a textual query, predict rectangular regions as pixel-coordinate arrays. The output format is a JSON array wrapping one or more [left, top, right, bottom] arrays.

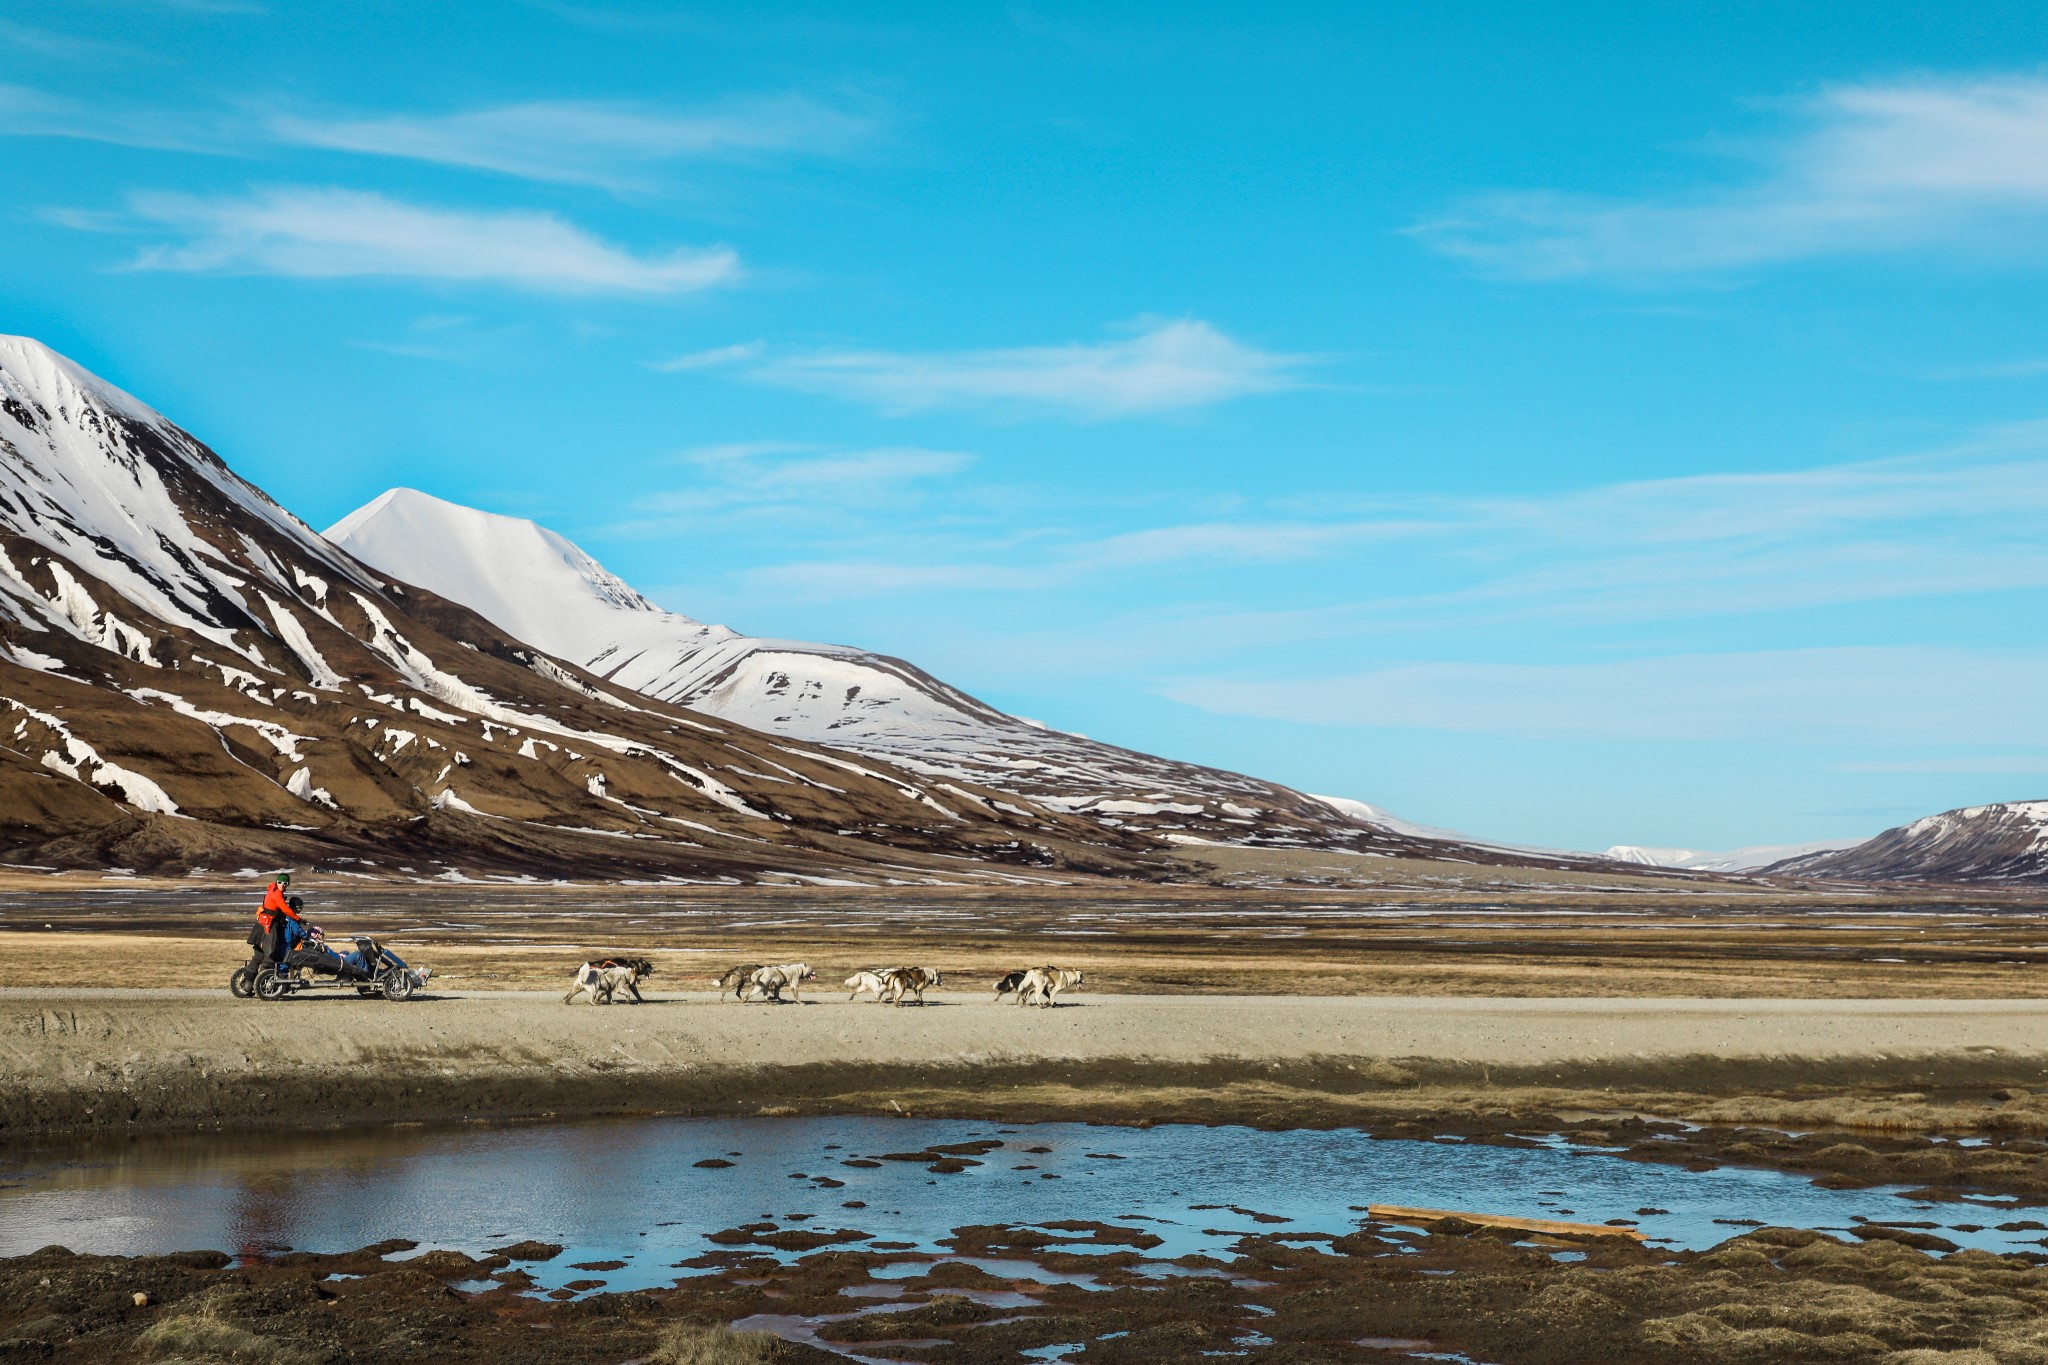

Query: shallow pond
[[0, 1115, 2034, 1298]]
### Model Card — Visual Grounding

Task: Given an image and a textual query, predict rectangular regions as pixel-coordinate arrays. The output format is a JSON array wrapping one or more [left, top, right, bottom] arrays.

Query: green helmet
[[275, 871, 292, 887]]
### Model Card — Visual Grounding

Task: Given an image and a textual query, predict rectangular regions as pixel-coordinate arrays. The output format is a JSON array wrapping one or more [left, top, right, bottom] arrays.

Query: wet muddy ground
[[7, 1209, 2048, 1362], [11, 1116, 2045, 1265], [10, 1116, 2048, 1363]]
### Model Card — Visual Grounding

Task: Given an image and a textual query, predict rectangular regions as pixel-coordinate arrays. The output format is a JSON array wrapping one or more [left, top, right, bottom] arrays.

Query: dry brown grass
[[137, 1299, 311, 1363], [5, 877, 2046, 999], [5, 921, 2045, 999], [649, 1322, 781, 1364]]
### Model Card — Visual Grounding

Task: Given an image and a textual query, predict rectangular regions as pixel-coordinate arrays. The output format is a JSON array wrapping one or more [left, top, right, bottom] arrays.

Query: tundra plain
[[11, 878, 2048, 1364], [6, 877, 2048, 1137]]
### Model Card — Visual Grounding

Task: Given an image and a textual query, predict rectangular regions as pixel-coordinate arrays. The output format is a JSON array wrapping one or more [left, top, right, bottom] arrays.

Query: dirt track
[[10, 988, 2048, 1137]]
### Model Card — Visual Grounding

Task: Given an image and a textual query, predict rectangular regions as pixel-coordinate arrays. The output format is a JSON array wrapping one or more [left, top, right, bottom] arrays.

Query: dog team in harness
[[230, 871, 1088, 1009], [231, 871, 432, 1002]]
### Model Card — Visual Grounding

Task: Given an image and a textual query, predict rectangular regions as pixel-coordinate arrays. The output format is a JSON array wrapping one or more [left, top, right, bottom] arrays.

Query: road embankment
[[7, 990, 2048, 1136]]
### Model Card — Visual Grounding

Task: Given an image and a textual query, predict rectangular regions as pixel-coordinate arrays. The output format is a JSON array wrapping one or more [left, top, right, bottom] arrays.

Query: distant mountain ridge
[[327, 488, 1619, 871], [0, 334, 1641, 884], [28, 333, 1963, 887], [1763, 801, 2048, 884], [1604, 840, 1863, 873]]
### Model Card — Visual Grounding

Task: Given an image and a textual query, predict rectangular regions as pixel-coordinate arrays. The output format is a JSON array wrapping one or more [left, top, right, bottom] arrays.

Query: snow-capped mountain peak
[[326, 488, 669, 638], [0, 335, 371, 659], [330, 488, 1618, 865], [0, 335, 159, 424]]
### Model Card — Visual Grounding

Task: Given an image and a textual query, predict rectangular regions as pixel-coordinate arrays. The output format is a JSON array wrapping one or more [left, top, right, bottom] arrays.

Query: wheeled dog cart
[[229, 936, 430, 1002]]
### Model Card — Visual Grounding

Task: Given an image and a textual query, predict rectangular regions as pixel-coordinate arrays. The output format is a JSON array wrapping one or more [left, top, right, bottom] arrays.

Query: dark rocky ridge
[[1766, 799, 2048, 885]]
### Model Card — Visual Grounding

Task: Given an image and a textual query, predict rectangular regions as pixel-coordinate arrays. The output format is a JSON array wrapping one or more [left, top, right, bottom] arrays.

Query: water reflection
[[0, 1115, 2030, 1297]]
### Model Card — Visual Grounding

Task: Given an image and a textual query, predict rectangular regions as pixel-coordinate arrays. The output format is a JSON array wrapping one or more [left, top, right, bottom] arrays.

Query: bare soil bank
[[10, 991, 2048, 1194], [13, 989, 2048, 1121]]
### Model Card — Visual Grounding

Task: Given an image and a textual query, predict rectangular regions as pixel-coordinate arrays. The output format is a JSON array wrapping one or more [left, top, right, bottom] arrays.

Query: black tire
[[380, 967, 416, 1001], [254, 967, 289, 1001], [229, 966, 257, 998]]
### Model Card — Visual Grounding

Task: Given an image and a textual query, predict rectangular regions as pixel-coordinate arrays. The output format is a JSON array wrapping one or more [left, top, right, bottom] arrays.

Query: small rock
[[486, 1240, 563, 1262], [131, 1292, 151, 1307]]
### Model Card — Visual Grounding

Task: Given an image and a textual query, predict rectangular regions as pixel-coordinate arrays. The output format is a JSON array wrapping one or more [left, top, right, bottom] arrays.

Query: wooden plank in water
[[1366, 1204, 1647, 1241]]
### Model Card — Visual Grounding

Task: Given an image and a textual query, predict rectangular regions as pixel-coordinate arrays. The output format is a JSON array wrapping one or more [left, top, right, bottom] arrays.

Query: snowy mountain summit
[[329, 489, 1586, 863], [328, 489, 733, 675], [1603, 841, 1862, 874], [0, 335, 373, 664], [326, 488, 876, 720]]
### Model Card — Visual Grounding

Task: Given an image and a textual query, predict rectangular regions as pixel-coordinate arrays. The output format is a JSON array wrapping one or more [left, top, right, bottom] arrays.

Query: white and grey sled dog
[[845, 969, 895, 1003], [846, 966, 942, 1005], [563, 956, 655, 1005], [721, 962, 816, 1003], [1011, 966, 1084, 1007]]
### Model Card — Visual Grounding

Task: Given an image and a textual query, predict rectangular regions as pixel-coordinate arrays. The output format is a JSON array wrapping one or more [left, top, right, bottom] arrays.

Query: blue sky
[[6, 1, 2048, 852]]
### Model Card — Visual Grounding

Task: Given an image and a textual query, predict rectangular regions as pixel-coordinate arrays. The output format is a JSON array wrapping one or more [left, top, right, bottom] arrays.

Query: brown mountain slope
[[1763, 800, 2048, 885], [0, 335, 1164, 883]]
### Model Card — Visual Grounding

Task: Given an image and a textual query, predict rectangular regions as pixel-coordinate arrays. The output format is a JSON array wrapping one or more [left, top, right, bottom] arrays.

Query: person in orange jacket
[[254, 872, 303, 959]]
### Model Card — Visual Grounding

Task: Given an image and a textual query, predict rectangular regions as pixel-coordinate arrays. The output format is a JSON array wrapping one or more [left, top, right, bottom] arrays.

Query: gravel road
[[8, 990, 2047, 1135]]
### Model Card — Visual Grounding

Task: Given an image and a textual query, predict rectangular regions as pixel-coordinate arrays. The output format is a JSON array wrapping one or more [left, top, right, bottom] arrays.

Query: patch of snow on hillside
[[7, 697, 180, 813], [284, 766, 337, 807], [264, 600, 343, 689]]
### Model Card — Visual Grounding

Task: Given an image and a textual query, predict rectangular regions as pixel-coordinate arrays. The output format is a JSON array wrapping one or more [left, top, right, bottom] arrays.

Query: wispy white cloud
[[271, 95, 871, 187], [0, 23, 125, 61], [651, 342, 766, 371], [0, 85, 868, 188], [131, 0, 267, 13], [1168, 647, 2048, 743], [715, 433, 2048, 623], [722, 319, 1313, 417], [1081, 520, 1401, 568], [615, 443, 975, 527], [722, 517, 1408, 602], [0, 82, 230, 152], [1923, 356, 2048, 381], [669, 440, 819, 464], [1416, 75, 2048, 279], [347, 313, 513, 363], [116, 187, 739, 293], [745, 560, 1027, 597], [1323, 439, 2048, 627]]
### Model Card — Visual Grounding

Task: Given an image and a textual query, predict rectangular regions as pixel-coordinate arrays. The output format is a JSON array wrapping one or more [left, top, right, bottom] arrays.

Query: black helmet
[[287, 895, 303, 912]]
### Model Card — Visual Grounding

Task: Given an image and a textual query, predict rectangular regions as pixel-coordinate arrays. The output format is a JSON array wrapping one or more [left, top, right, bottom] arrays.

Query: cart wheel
[[230, 965, 257, 998], [380, 967, 416, 1001], [254, 966, 290, 1000]]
